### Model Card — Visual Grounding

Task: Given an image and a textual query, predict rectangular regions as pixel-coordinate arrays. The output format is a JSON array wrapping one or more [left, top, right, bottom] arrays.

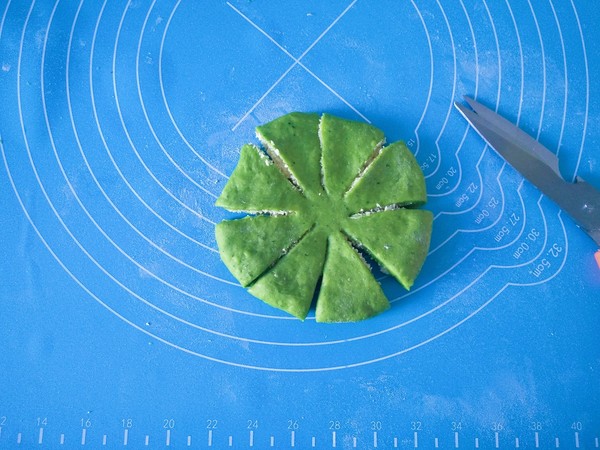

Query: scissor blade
[[455, 98, 600, 247], [460, 96, 561, 177]]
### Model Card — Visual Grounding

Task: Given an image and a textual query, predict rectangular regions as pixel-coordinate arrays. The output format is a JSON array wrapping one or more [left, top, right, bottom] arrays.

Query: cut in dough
[[249, 228, 327, 320], [316, 232, 390, 323], [215, 113, 432, 322], [345, 141, 427, 213], [215, 144, 306, 213], [256, 112, 323, 194], [320, 113, 385, 197], [344, 209, 433, 290], [215, 214, 313, 287]]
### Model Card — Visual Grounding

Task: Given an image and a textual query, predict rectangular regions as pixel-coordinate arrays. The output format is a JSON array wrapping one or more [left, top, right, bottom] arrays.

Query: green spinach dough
[[215, 113, 432, 322]]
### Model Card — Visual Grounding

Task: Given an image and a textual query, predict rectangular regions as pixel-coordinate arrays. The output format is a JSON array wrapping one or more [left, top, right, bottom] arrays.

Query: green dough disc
[[215, 144, 306, 213], [215, 112, 432, 322], [345, 141, 427, 213], [320, 113, 385, 197], [249, 228, 327, 320], [256, 112, 323, 195], [344, 208, 433, 290], [215, 214, 312, 287], [316, 232, 390, 323]]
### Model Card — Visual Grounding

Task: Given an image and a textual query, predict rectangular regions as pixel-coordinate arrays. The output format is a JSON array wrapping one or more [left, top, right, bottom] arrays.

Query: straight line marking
[[228, 0, 360, 131], [216, 2, 371, 123], [414, 431, 418, 448], [290, 430, 295, 447], [38, 427, 44, 444], [103, 434, 107, 446], [515, 437, 520, 448], [166, 429, 171, 446], [226, 2, 303, 68], [495, 432, 499, 448], [145, 435, 149, 446], [60, 434, 65, 445], [394, 436, 398, 447], [435, 437, 439, 448], [17, 432, 22, 444], [250, 430, 254, 447], [575, 431, 580, 448], [312, 436, 316, 447], [81, 428, 87, 446], [353, 436, 357, 448], [297, 0, 357, 61], [333, 431, 337, 447], [0, 427, 2, 438], [475, 437, 479, 448], [455, 431, 459, 448], [187, 435, 192, 446], [374, 431, 378, 448], [228, 435, 233, 446], [124, 429, 128, 446], [270, 436, 275, 447], [595, 437, 599, 448], [231, 65, 295, 131], [535, 431, 539, 448], [208, 429, 213, 447], [555, 437, 560, 447]]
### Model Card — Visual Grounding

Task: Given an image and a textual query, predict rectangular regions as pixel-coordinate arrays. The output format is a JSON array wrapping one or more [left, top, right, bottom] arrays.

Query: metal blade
[[455, 98, 600, 246], [461, 96, 562, 177]]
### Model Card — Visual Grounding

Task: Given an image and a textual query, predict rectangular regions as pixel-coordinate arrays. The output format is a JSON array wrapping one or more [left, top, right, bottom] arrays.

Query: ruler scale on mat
[[1, 0, 599, 448]]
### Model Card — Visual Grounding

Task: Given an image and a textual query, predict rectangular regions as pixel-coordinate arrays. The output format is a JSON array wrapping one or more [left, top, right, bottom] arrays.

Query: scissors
[[455, 96, 600, 269]]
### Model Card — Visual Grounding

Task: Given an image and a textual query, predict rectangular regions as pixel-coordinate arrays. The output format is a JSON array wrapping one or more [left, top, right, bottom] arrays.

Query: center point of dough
[[310, 192, 350, 234]]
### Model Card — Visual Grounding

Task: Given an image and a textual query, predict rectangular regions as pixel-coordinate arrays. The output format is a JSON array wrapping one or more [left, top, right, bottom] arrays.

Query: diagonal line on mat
[[227, 0, 368, 131]]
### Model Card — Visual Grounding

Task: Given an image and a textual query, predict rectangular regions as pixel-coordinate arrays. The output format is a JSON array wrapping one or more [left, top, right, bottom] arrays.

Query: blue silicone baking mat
[[1, 0, 599, 448]]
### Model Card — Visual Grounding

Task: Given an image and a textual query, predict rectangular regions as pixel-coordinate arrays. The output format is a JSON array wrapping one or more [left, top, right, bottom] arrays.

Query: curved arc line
[[135, 0, 220, 198], [108, 1, 218, 222], [157, 0, 229, 179]]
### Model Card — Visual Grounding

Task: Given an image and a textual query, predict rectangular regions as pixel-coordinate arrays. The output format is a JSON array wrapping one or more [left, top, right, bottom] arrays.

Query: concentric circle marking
[[0, 0, 590, 371]]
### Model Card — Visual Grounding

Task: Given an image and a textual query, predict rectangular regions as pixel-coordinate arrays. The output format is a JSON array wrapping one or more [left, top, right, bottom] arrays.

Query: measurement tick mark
[[145, 435, 149, 446], [208, 429, 213, 447], [60, 433, 65, 445], [290, 430, 295, 447], [374, 431, 378, 448], [270, 436, 275, 447], [81, 428, 87, 446], [312, 436, 316, 447], [435, 437, 439, 448], [575, 431, 580, 448], [595, 437, 599, 448], [103, 434, 108, 446], [515, 437, 520, 448], [535, 431, 539, 448], [414, 431, 418, 448], [332, 431, 337, 448], [166, 429, 171, 446], [123, 429, 128, 446], [187, 435, 192, 446], [455, 431, 459, 448], [228, 435, 233, 446], [38, 427, 44, 444], [495, 432, 499, 448], [555, 437, 560, 447], [353, 436, 357, 448], [17, 432, 22, 444], [475, 437, 479, 448], [249, 430, 254, 447]]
